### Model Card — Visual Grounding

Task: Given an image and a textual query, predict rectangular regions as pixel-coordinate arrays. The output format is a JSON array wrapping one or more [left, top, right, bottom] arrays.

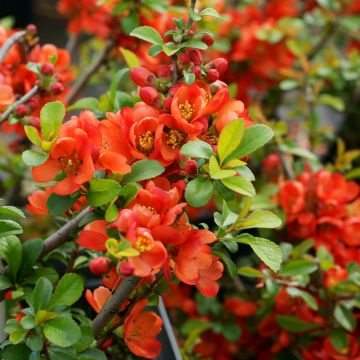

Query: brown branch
[[172, 55, 179, 83], [65, 34, 79, 55], [279, 151, 295, 179], [66, 40, 114, 105], [0, 85, 39, 123], [187, 0, 197, 27], [92, 275, 141, 335], [0, 30, 26, 64], [40, 206, 91, 257], [308, 22, 337, 61]]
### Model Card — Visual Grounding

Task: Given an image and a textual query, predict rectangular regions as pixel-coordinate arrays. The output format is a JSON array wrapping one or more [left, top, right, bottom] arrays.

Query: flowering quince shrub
[[0, 0, 359, 359]]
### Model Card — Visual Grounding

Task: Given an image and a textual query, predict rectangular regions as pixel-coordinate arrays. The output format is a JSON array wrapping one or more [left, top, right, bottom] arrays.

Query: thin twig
[[279, 151, 295, 179], [40, 206, 91, 257], [172, 55, 179, 83], [92, 275, 141, 335], [0, 85, 39, 123], [65, 34, 78, 55], [308, 22, 336, 61], [187, 0, 197, 26], [0, 30, 26, 64], [66, 40, 114, 105], [158, 297, 183, 360]]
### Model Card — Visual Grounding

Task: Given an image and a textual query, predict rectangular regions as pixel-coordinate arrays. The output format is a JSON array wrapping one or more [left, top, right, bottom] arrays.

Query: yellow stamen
[[179, 101, 194, 121], [136, 130, 155, 154], [166, 129, 186, 148], [135, 235, 153, 253]]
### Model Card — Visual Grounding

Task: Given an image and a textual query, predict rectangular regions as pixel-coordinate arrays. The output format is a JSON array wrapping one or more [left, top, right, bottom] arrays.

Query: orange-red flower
[[124, 298, 162, 359], [32, 129, 95, 195], [27, 188, 52, 215], [85, 286, 110, 313], [77, 220, 108, 251]]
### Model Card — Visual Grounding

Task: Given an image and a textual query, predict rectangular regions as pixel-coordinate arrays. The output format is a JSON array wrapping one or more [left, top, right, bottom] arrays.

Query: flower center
[[179, 101, 194, 121], [136, 130, 155, 155], [135, 235, 154, 253], [59, 151, 82, 176], [166, 129, 186, 148]]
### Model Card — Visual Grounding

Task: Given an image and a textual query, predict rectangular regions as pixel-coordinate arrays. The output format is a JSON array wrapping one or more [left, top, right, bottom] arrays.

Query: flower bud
[[209, 80, 228, 94], [140, 87, 162, 108], [185, 159, 198, 175], [202, 34, 214, 46], [163, 96, 173, 111], [205, 58, 228, 75], [168, 84, 180, 97], [206, 68, 219, 83], [157, 65, 171, 81], [119, 261, 134, 276], [26, 24, 37, 35], [51, 82, 64, 95], [14, 104, 28, 117], [188, 49, 202, 66], [178, 52, 190, 66], [130, 67, 157, 87], [193, 67, 202, 78], [89, 257, 110, 276], [28, 97, 39, 110], [28, 116, 40, 129], [40, 62, 55, 76], [186, 29, 194, 37]]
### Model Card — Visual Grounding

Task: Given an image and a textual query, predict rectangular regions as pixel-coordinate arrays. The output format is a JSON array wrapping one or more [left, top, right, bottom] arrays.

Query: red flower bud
[[262, 153, 281, 172], [188, 49, 202, 66], [140, 87, 162, 108], [206, 68, 219, 83], [186, 29, 194, 37], [168, 84, 180, 97], [178, 52, 190, 65], [185, 159, 198, 175], [202, 34, 214, 46], [193, 67, 202, 78], [14, 104, 28, 117], [209, 80, 228, 94], [26, 24, 37, 35], [163, 96, 173, 111], [130, 67, 157, 87], [205, 58, 228, 75], [119, 261, 134, 276], [51, 82, 64, 95], [28, 116, 40, 129], [89, 257, 110, 276], [40, 62, 55, 76], [28, 97, 39, 110], [157, 65, 171, 81]]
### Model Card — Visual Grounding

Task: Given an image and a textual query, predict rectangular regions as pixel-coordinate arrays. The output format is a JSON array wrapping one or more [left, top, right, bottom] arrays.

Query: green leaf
[[2, 344, 31, 360], [0, 235, 22, 280], [118, 183, 138, 207], [212, 250, 237, 278], [120, 47, 140, 68], [0, 220, 22, 237], [22, 150, 49, 166], [287, 287, 318, 310], [185, 176, 213, 207], [236, 235, 282, 272], [44, 317, 81, 347], [109, 68, 130, 107], [40, 101, 65, 141], [232, 125, 274, 159], [222, 323, 241, 342], [0, 275, 12, 290], [105, 203, 118, 222], [235, 210, 282, 230], [0, 206, 25, 219], [46, 193, 78, 217], [279, 79, 299, 91], [148, 44, 163, 57], [180, 140, 213, 159], [221, 176, 255, 197], [130, 26, 164, 45], [48, 273, 84, 309], [276, 315, 318, 332], [217, 119, 244, 165], [78, 348, 107, 360], [120, 9, 140, 34], [26, 334, 43, 352], [67, 98, 99, 112], [183, 70, 196, 86], [19, 238, 43, 278], [199, 7, 223, 19], [123, 159, 165, 184], [24, 125, 42, 146], [279, 260, 318, 277], [334, 304, 356, 332], [32, 277, 53, 312], [180, 40, 208, 50], [237, 266, 264, 278], [330, 328, 348, 351], [48, 346, 78, 360], [318, 94, 345, 112], [209, 155, 236, 180], [88, 179, 121, 207], [279, 143, 318, 161], [291, 239, 315, 258]]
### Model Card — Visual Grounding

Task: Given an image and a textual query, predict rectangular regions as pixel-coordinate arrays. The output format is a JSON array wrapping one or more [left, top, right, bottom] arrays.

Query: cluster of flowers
[[0, 25, 72, 142], [280, 168, 360, 266]]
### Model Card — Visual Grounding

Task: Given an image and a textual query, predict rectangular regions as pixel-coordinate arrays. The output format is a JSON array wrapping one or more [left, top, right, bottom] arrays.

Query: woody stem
[[66, 40, 114, 105], [188, 0, 197, 26], [0, 85, 39, 123], [92, 275, 141, 335], [0, 30, 27, 64]]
